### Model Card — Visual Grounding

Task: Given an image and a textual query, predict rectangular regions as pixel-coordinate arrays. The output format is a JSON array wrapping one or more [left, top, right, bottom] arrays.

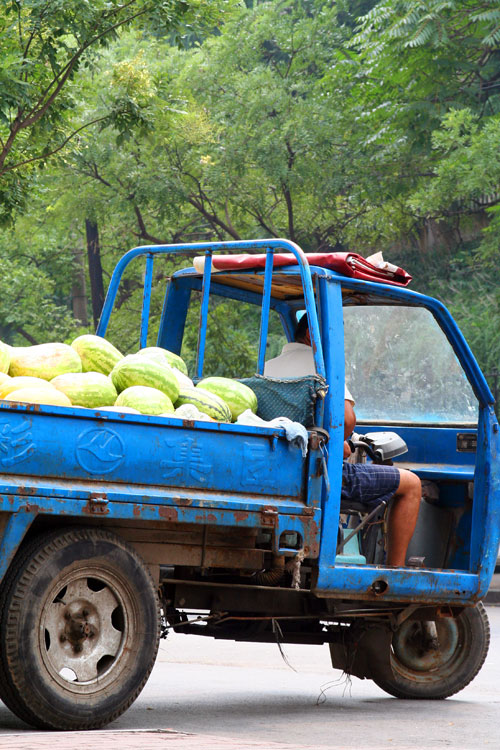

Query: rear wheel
[[371, 603, 489, 699], [0, 527, 160, 730]]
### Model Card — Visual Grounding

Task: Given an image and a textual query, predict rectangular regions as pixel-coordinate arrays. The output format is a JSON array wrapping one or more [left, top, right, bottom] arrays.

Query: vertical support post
[[315, 277, 345, 581], [196, 250, 213, 379], [140, 253, 154, 349], [257, 249, 274, 375]]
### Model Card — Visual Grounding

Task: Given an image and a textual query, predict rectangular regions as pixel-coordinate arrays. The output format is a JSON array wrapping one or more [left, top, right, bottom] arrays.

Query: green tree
[[0, 0, 235, 222]]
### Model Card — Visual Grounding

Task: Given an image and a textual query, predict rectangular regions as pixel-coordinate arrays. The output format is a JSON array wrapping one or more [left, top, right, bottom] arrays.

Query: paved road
[[1, 607, 499, 749]]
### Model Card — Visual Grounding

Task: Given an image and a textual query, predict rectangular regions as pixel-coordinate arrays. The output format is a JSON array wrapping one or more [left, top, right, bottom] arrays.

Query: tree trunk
[[72, 243, 88, 327], [85, 219, 105, 330]]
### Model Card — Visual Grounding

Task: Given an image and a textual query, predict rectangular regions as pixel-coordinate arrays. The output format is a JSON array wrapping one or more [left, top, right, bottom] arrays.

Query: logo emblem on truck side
[[76, 428, 125, 474]]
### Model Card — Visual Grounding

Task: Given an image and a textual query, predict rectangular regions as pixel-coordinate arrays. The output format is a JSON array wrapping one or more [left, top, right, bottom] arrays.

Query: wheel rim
[[391, 617, 465, 682], [39, 566, 134, 694]]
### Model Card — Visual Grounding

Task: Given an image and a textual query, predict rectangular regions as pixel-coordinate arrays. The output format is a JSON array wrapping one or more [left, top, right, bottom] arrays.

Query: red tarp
[[196, 252, 412, 287]]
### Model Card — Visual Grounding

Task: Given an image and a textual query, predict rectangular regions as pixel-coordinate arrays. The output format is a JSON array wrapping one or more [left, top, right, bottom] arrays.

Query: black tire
[[371, 602, 490, 699], [0, 527, 160, 730]]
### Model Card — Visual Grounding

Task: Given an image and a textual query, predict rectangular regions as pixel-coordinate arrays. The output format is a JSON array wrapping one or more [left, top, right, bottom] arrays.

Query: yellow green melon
[[0, 377, 56, 400], [0, 341, 11, 374], [51, 372, 117, 408], [9, 343, 82, 380], [4, 387, 72, 407]]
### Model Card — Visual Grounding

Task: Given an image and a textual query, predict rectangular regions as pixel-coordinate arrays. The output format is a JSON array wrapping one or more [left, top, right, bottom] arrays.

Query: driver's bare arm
[[344, 399, 356, 458]]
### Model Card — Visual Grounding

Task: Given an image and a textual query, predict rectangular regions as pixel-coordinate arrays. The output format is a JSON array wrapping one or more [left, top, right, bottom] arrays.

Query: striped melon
[[5, 387, 72, 407], [0, 376, 57, 399], [114, 385, 174, 416], [110, 355, 179, 403], [175, 387, 231, 422], [133, 350, 193, 390], [71, 335, 124, 375], [51, 372, 118, 408], [196, 377, 257, 421], [9, 343, 82, 380], [135, 346, 188, 376]]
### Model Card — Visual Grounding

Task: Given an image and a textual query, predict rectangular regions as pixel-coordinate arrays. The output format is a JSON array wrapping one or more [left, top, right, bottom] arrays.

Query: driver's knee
[[396, 469, 422, 500], [396, 468, 422, 505]]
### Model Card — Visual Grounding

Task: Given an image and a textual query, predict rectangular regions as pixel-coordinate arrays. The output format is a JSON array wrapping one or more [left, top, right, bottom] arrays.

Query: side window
[[181, 293, 284, 378], [344, 305, 478, 424]]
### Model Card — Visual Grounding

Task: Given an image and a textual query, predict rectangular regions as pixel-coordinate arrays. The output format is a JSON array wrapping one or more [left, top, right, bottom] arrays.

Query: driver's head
[[294, 315, 310, 345]]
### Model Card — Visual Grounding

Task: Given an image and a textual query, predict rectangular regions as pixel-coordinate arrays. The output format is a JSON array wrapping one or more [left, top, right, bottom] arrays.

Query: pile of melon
[[0, 337, 257, 423]]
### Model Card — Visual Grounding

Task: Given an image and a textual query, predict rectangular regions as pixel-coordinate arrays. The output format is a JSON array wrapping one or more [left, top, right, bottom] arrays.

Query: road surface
[[0, 606, 499, 749]]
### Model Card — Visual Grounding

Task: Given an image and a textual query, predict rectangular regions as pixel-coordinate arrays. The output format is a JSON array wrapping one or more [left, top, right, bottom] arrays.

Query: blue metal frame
[[140, 253, 155, 348], [96, 239, 326, 379], [258, 249, 275, 374]]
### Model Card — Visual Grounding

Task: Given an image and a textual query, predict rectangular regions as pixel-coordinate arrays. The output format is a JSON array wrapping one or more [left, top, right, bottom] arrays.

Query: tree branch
[[16, 327, 38, 345], [133, 204, 167, 244], [1, 115, 110, 174]]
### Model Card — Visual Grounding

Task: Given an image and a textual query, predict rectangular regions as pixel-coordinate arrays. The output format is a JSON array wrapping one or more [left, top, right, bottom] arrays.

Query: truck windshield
[[344, 305, 478, 425]]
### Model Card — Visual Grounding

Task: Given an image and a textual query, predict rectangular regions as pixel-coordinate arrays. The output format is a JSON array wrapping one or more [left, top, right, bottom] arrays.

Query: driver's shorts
[[341, 462, 401, 510]]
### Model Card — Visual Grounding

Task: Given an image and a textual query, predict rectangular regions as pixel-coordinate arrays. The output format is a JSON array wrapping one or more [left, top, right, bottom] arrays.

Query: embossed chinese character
[[161, 438, 212, 483], [242, 442, 269, 486]]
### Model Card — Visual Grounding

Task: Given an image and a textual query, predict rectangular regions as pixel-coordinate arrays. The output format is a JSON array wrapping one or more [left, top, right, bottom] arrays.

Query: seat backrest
[[238, 374, 327, 427]]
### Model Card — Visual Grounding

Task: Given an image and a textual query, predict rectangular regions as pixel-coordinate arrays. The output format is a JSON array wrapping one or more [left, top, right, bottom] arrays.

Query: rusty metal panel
[[132, 542, 265, 569], [0, 404, 305, 500]]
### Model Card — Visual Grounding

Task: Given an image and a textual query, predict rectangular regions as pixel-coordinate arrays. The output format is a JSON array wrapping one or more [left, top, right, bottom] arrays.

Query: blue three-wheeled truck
[[0, 239, 498, 729]]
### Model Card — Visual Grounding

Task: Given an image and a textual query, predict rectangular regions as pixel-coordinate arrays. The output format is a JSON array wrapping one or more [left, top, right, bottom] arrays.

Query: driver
[[264, 315, 421, 567]]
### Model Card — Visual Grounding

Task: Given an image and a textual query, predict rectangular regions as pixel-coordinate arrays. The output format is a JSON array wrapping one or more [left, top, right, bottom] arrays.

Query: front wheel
[[0, 527, 160, 730], [371, 603, 490, 699]]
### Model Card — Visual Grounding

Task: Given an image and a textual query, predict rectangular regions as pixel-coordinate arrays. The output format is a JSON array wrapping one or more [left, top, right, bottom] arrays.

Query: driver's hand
[[343, 440, 351, 459]]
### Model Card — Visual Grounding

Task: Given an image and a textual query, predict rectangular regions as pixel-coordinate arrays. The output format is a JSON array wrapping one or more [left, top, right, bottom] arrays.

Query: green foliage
[[0, 237, 80, 345], [0, 0, 237, 222], [0, 0, 498, 399], [408, 108, 500, 263]]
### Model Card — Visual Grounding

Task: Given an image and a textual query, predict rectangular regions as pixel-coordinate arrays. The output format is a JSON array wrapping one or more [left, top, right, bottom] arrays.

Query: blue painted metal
[[0, 490, 320, 546], [313, 564, 481, 604], [316, 277, 344, 569], [158, 278, 191, 354], [358, 425, 477, 473], [0, 238, 497, 610], [0, 508, 37, 580], [0, 403, 306, 499], [196, 250, 213, 378], [257, 249, 274, 375], [140, 253, 154, 348], [470, 406, 500, 597]]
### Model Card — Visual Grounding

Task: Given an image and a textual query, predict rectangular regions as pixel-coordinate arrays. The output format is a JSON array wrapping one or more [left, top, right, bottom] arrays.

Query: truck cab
[[0, 238, 498, 729]]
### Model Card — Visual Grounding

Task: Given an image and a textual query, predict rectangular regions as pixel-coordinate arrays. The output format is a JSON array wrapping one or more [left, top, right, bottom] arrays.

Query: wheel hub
[[392, 618, 459, 672], [41, 574, 126, 686], [60, 601, 98, 652]]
